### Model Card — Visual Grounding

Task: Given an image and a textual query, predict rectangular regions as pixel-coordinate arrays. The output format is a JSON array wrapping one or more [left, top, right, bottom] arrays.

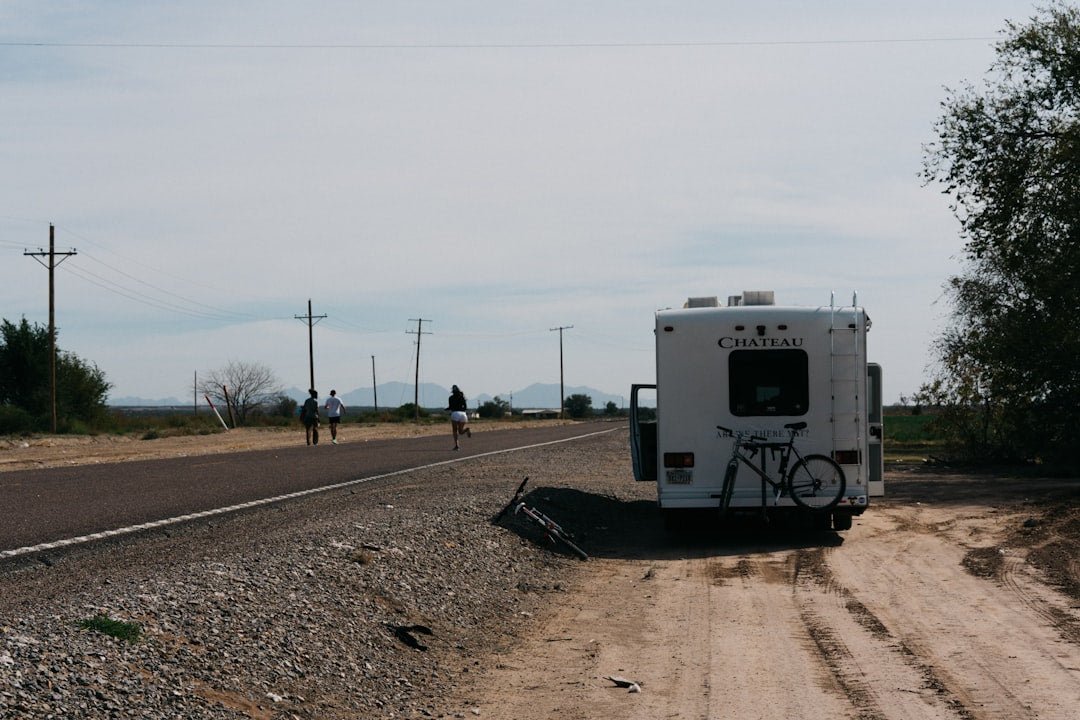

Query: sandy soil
[[0, 419, 570, 473], [449, 467, 1080, 720]]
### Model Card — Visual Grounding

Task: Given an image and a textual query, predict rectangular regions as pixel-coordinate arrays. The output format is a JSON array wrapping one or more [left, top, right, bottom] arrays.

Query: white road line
[[1, 427, 618, 560]]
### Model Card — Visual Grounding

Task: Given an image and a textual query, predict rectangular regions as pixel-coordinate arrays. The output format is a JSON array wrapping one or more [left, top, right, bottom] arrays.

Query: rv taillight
[[833, 450, 860, 465], [663, 452, 695, 468]]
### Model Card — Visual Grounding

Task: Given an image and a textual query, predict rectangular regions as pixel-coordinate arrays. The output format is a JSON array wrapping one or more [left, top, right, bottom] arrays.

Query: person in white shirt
[[323, 389, 346, 444]]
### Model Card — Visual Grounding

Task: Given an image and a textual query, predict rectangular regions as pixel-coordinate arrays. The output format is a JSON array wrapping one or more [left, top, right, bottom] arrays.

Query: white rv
[[629, 292, 883, 531]]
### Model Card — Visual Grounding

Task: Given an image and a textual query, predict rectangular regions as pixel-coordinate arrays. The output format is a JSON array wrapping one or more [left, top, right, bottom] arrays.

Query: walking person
[[323, 389, 345, 444], [447, 384, 472, 450], [300, 388, 320, 445]]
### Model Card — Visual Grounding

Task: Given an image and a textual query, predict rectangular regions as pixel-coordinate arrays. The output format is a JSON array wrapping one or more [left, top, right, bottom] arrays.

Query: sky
[[0, 1, 1045, 407]]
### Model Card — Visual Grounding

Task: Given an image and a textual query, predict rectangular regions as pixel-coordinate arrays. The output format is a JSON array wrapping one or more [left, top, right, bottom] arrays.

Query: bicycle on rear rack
[[715, 421, 846, 515], [495, 477, 588, 560]]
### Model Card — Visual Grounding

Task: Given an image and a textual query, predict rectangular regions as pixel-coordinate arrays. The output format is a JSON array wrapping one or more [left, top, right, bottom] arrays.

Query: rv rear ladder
[[829, 292, 863, 483]]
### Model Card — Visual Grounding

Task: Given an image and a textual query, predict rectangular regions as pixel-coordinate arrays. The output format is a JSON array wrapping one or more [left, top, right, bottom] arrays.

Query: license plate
[[666, 469, 693, 485]]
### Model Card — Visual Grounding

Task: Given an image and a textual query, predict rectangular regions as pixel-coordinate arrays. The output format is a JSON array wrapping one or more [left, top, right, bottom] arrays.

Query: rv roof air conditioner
[[726, 291, 775, 307], [684, 296, 719, 308]]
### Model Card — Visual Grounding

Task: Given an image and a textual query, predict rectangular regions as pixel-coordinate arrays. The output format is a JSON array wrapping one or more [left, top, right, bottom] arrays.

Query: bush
[[395, 403, 429, 420], [478, 397, 510, 418], [564, 394, 593, 419], [78, 614, 141, 643], [0, 404, 34, 434], [270, 395, 298, 419]]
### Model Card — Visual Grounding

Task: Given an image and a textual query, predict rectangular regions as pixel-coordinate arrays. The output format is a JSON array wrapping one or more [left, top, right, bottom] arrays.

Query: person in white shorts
[[323, 389, 345, 444], [446, 384, 472, 450]]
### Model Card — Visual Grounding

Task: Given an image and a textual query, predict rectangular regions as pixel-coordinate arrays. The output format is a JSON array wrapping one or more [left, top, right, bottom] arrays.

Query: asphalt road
[[0, 422, 616, 554]]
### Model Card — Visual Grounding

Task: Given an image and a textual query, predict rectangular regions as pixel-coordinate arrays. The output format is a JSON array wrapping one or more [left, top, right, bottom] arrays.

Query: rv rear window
[[728, 349, 809, 417]]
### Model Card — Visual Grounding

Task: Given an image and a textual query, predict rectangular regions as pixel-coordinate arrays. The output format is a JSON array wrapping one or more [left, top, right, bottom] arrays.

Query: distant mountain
[[287, 382, 450, 409], [331, 382, 629, 411], [113, 383, 633, 411], [109, 395, 187, 407], [474, 383, 629, 411]]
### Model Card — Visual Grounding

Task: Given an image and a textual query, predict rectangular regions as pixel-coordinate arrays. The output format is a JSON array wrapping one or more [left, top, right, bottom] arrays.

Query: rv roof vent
[[685, 296, 719, 308], [742, 290, 775, 306], [727, 295, 742, 307]]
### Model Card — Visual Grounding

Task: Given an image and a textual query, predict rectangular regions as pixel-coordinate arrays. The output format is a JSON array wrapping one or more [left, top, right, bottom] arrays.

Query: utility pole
[[550, 325, 573, 419], [294, 299, 326, 392], [25, 224, 76, 433], [406, 318, 432, 422], [371, 355, 378, 412]]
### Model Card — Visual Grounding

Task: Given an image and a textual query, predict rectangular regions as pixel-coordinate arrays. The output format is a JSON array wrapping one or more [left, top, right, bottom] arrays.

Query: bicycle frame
[[730, 447, 789, 503], [717, 423, 847, 515], [496, 477, 588, 560]]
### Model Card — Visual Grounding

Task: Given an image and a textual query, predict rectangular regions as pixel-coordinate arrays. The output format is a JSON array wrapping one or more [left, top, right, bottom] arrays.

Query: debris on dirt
[[962, 546, 1004, 579], [604, 674, 642, 692], [389, 623, 434, 651]]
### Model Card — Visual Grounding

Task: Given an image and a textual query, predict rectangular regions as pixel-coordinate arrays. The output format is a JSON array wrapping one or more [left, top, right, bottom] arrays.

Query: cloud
[[0, 1, 1039, 401]]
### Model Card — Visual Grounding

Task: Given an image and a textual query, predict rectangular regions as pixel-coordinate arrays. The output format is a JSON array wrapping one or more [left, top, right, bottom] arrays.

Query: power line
[[0, 36, 998, 50], [57, 225, 248, 297], [75, 251, 260, 320], [60, 263, 246, 321]]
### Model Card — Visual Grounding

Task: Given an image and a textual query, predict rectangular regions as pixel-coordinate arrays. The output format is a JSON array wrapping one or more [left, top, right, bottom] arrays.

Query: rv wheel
[[832, 513, 853, 531]]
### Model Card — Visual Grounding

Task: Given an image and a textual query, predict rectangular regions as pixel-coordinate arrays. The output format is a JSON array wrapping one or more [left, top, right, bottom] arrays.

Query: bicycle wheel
[[719, 457, 738, 513], [786, 455, 845, 511]]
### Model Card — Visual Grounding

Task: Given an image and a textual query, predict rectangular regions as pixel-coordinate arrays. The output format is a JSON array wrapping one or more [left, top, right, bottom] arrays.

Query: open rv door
[[867, 363, 885, 497], [629, 384, 657, 482]]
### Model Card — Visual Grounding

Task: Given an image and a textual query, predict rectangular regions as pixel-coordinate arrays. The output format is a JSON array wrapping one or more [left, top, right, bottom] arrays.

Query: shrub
[[0, 404, 34, 434], [78, 614, 141, 643]]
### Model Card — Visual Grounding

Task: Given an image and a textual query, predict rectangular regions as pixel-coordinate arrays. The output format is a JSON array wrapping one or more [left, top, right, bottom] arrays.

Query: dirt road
[[453, 472, 1080, 720]]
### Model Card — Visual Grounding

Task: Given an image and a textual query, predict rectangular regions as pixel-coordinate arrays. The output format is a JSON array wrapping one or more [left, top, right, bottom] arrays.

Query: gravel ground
[[0, 426, 648, 719]]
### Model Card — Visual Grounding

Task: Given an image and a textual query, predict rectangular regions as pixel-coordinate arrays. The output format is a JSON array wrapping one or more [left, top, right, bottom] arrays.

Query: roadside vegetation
[[0, 317, 110, 434], [882, 411, 944, 465], [77, 614, 142, 644], [920, 2, 1080, 469]]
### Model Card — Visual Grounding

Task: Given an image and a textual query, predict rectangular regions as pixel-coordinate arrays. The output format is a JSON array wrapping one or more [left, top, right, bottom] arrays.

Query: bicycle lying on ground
[[715, 421, 846, 514], [495, 477, 588, 560]]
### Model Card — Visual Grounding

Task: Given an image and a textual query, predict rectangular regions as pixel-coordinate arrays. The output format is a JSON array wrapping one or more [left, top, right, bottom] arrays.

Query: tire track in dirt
[[791, 550, 890, 720], [829, 503, 1079, 719], [988, 553, 1080, 645], [792, 548, 977, 720]]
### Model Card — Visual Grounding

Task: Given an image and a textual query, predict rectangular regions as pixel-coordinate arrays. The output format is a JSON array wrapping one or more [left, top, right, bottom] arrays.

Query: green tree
[[395, 403, 428, 420], [269, 394, 298, 419], [478, 396, 510, 418], [603, 401, 620, 417], [921, 2, 1080, 464], [564, 393, 593, 419], [0, 317, 110, 431]]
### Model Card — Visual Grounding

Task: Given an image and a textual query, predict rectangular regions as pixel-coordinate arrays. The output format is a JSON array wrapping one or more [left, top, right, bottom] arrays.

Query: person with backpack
[[300, 388, 320, 445]]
